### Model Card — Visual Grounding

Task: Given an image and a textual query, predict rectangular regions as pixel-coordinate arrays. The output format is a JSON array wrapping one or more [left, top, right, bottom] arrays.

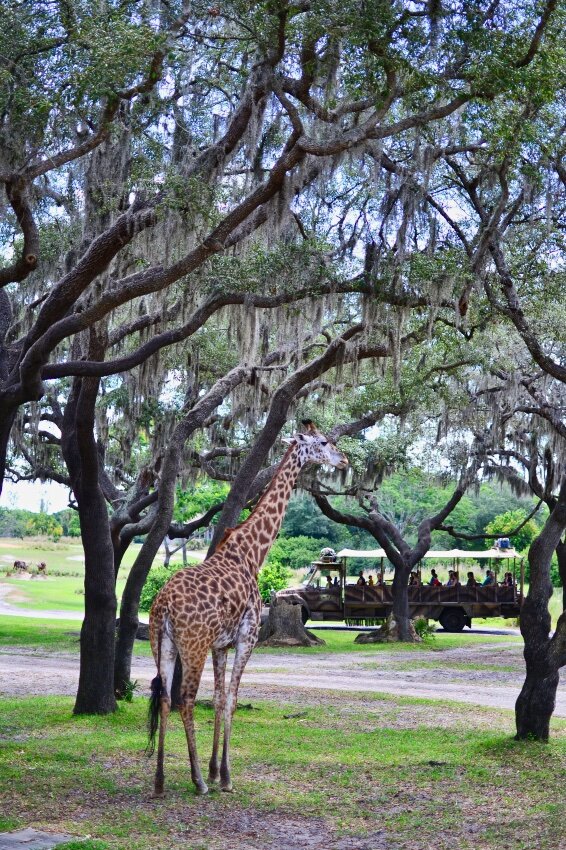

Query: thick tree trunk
[[355, 613, 421, 644], [515, 594, 558, 740], [258, 599, 325, 647], [515, 668, 559, 741], [557, 539, 566, 611], [0, 407, 17, 498], [391, 564, 414, 642], [60, 359, 118, 715], [74, 484, 117, 715], [515, 482, 566, 739]]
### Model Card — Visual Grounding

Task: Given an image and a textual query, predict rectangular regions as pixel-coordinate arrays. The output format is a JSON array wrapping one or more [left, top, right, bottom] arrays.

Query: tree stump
[[257, 597, 325, 647], [354, 614, 422, 644]]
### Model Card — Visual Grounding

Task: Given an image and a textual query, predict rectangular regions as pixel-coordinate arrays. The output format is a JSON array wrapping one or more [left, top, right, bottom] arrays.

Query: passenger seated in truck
[[466, 571, 478, 587], [482, 569, 495, 586], [445, 570, 458, 587], [501, 571, 513, 586], [409, 571, 420, 586], [367, 574, 375, 586], [325, 575, 333, 589], [356, 571, 367, 586], [333, 576, 340, 587], [428, 569, 441, 587]]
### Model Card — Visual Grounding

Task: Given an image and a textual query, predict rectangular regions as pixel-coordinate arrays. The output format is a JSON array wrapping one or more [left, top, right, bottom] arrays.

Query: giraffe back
[[149, 551, 261, 659]]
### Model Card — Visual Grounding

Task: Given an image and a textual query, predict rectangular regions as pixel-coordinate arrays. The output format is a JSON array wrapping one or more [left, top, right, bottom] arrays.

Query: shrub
[[484, 509, 539, 554], [139, 563, 192, 612], [257, 561, 290, 603], [267, 535, 322, 572], [414, 617, 436, 641]]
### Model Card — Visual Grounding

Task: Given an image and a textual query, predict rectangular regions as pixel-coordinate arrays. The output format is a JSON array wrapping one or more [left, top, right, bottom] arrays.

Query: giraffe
[[147, 420, 348, 796]]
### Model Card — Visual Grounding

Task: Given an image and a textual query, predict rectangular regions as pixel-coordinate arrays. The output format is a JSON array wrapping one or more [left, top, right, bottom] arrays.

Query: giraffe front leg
[[220, 617, 258, 792], [208, 647, 227, 785]]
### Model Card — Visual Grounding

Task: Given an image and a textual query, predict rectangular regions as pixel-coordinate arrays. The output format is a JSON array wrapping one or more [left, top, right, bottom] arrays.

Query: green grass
[[0, 616, 81, 651], [265, 627, 523, 654], [1, 575, 86, 611], [0, 615, 523, 658], [0, 538, 207, 614], [0, 695, 564, 850], [0, 537, 87, 575]]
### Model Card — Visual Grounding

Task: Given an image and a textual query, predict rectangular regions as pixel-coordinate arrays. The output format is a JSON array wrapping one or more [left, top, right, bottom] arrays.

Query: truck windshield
[[303, 563, 318, 586]]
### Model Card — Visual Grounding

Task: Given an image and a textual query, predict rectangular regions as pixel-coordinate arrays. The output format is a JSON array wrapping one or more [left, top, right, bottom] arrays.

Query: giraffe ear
[[282, 437, 295, 445], [301, 419, 317, 433]]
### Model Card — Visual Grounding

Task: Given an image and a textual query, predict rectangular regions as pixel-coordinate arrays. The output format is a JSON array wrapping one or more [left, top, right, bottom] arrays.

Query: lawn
[[0, 693, 564, 850], [0, 614, 523, 657], [0, 537, 205, 613], [0, 616, 81, 651]]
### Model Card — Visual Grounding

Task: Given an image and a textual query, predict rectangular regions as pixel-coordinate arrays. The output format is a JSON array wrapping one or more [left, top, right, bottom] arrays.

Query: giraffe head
[[283, 420, 349, 469]]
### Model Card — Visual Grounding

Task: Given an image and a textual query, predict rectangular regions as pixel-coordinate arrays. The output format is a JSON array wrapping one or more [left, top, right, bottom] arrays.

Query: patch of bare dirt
[[4, 640, 566, 718]]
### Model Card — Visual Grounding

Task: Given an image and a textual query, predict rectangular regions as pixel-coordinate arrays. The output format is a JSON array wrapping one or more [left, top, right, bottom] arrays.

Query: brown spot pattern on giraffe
[[148, 429, 348, 796]]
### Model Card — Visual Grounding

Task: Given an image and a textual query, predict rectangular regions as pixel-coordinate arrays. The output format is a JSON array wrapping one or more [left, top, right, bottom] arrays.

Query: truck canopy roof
[[336, 548, 519, 559]]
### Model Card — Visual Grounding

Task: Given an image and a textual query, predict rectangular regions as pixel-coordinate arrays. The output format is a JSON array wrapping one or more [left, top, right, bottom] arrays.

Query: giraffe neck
[[226, 443, 305, 574]]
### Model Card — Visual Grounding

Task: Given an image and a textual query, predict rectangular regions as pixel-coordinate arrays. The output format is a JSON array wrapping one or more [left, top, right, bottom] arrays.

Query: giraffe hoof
[[195, 782, 209, 796], [150, 790, 165, 800], [207, 773, 220, 784], [220, 782, 234, 793]]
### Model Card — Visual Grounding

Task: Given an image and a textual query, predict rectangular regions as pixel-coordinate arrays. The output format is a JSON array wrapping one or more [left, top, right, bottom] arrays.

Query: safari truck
[[275, 547, 523, 632]]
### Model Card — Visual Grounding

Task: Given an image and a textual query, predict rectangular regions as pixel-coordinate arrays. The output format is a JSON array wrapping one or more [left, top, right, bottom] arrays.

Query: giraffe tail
[[146, 616, 165, 757], [146, 671, 163, 757]]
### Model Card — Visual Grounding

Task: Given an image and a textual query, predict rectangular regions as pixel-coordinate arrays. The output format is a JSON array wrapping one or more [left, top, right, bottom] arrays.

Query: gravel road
[[2, 641, 565, 715]]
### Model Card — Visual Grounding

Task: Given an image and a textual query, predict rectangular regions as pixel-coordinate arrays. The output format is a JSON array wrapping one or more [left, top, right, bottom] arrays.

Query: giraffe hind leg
[[151, 625, 178, 798], [220, 616, 257, 792], [208, 647, 227, 785], [178, 650, 209, 795]]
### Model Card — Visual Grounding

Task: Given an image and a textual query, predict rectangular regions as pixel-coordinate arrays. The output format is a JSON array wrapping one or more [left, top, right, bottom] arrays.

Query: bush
[[484, 509, 540, 553], [257, 561, 290, 603], [413, 617, 436, 641], [139, 563, 192, 612], [267, 535, 322, 572]]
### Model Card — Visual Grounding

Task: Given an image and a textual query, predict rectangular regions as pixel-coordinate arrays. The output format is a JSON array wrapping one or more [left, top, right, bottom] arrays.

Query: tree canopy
[[1, 0, 565, 718]]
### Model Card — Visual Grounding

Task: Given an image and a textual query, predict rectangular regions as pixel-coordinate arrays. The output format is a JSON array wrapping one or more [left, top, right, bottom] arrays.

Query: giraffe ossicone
[[147, 421, 348, 796]]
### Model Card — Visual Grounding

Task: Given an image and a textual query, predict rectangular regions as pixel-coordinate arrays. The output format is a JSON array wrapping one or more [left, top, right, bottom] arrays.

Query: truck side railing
[[344, 584, 519, 606]]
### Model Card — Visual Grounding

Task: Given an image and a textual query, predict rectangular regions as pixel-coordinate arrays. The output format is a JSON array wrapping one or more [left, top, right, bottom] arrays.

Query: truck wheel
[[439, 608, 466, 632]]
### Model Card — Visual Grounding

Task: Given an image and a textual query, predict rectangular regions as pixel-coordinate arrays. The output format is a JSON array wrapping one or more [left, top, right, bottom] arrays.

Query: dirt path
[[2, 642, 565, 715]]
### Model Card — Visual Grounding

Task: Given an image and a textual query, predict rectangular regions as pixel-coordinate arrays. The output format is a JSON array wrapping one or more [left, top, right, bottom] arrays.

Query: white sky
[[0, 480, 71, 513]]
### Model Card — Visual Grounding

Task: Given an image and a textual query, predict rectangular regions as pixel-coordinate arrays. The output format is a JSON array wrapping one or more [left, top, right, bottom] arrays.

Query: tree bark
[[557, 539, 566, 612], [74, 484, 117, 715], [257, 598, 325, 647], [391, 564, 413, 642], [515, 668, 559, 741], [61, 370, 117, 715], [355, 613, 421, 644], [515, 478, 566, 739], [0, 408, 17, 498]]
